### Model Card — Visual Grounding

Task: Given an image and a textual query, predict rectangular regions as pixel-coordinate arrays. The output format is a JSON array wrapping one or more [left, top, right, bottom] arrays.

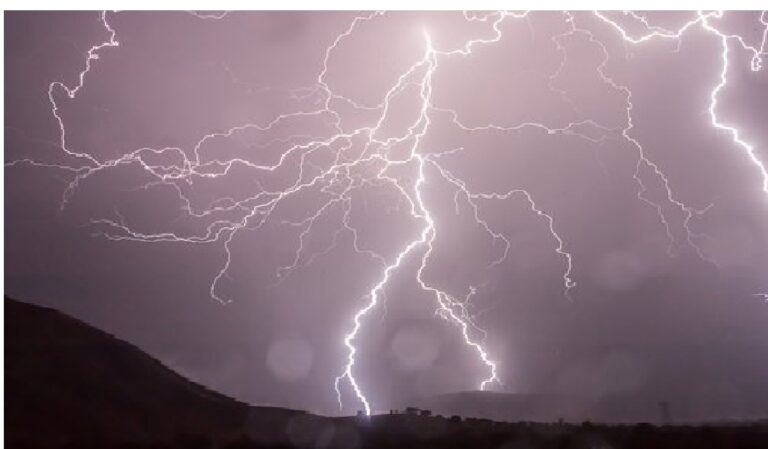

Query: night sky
[[5, 10, 768, 420]]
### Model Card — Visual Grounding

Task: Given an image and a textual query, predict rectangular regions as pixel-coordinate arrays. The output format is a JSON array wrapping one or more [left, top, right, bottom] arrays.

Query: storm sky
[[5, 10, 768, 420]]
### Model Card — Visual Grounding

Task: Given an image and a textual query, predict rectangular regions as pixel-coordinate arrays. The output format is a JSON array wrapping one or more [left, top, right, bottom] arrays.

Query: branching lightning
[[7, 10, 768, 415]]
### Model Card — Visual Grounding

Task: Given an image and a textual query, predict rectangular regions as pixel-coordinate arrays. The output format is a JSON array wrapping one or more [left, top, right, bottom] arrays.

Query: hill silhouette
[[4, 296, 319, 447], [6, 296, 768, 449]]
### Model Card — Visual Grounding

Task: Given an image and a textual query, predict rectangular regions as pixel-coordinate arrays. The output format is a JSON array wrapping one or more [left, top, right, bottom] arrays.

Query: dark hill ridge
[[6, 296, 768, 449], [4, 296, 320, 446]]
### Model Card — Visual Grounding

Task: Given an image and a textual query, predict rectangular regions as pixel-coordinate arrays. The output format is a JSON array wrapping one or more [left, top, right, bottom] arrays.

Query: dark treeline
[[7, 419, 768, 449]]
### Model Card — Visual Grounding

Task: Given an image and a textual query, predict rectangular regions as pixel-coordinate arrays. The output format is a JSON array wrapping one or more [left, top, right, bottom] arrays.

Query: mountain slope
[[5, 296, 255, 445]]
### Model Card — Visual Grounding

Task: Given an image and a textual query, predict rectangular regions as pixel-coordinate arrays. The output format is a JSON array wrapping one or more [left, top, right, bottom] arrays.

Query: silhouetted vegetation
[[7, 418, 768, 449]]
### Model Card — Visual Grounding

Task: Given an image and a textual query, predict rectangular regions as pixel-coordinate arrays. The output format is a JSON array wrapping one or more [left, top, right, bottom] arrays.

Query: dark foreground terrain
[[5, 297, 768, 449]]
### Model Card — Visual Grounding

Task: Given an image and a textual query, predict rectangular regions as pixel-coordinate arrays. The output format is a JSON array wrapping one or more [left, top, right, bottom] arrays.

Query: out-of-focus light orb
[[266, 337, 315, 382], [390, 325, 441, 371]]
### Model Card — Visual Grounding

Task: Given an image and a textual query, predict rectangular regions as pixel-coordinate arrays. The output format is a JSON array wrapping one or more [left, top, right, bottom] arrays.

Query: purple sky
[[5, 10, 768, 420]]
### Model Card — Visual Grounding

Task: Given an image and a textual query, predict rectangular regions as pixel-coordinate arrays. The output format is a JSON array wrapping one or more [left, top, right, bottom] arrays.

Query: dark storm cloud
[[5, 11, 768, 419]]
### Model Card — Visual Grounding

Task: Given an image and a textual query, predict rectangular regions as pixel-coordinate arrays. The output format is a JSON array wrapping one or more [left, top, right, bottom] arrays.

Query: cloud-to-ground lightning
[[7, 10, 768, 416], [700, 11, 768, 196]]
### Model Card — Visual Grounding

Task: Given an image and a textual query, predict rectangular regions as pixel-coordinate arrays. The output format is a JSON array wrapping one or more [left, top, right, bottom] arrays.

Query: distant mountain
[[397, 390, 670, 424], [397, 391, 583, 423], [4, 296, 322, 447], [397, 389, 768, 424]]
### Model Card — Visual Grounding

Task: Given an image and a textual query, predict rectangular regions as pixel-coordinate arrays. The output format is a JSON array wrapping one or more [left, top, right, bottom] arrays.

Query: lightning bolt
[[334, 29, 502, 415], [592, 9, 768, 239], [583, 11, 721, 262], [591, 9, 768, 294], [7, 10, 768, 417], [699, 11, 768, 196]]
